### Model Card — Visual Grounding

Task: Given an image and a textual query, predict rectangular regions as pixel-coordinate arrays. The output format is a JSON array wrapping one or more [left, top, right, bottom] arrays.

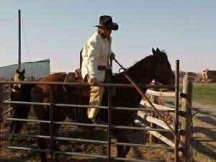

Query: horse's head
[[12, 69, 25, 92], [151, 48, 175, 86]]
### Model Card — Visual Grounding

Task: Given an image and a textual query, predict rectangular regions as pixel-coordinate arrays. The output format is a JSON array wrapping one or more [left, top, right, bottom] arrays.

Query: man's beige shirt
[[81, 32, 112, 82]]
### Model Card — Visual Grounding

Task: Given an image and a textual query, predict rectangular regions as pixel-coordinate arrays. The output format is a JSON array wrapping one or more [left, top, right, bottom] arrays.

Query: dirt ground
[[191, 102, 216, 162], [0, 119, 174, 162], [0, 101, 215, 162]]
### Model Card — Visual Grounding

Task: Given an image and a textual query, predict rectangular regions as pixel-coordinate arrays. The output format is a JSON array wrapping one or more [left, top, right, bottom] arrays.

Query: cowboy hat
[[95, 15, 119, 30]]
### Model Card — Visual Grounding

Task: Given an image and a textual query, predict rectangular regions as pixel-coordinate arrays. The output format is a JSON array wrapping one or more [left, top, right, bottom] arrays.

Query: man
[[81, 15, 119, 123]]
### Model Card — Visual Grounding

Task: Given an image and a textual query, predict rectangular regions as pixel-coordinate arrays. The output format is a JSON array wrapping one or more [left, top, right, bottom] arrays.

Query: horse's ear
[[22, 69, 25, 74], [152, 48, 156, 54], [156, 48, 160, 52]]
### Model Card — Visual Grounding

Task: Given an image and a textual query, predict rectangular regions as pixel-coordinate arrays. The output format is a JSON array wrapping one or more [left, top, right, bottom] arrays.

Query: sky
[[0, 0, 216, 73]]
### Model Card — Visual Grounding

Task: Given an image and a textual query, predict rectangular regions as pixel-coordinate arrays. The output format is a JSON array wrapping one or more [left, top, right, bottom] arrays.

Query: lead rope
[[113, 57, 184, 147]]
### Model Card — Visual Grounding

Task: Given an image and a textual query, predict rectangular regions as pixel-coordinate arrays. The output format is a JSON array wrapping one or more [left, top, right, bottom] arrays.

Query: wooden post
[[8, 84, 12, 116], [181, 75, 193, 161], [174, 60, 180, 162], [148, 80, 161, 144], [0, 85, 3, 116], [0, 84, 3, 138], [149, 94, 159, 144]]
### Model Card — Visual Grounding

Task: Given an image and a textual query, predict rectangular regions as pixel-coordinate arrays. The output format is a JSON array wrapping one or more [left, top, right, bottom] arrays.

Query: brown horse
[[11, 48, 175, 162]]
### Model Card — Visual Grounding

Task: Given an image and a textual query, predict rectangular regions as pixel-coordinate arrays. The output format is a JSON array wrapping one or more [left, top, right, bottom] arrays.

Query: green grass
[[192, 83, 216, 105]]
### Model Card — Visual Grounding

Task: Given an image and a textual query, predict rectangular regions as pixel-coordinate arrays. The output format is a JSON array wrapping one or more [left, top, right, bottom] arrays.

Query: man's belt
[[97, 65, 107, 70]]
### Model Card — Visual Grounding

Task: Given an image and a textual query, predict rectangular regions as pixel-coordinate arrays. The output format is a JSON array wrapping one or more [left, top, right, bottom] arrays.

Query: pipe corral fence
[[0, 61, 193, 162]]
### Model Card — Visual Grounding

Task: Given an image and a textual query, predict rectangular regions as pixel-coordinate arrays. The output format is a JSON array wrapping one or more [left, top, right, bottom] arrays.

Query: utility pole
[[18, 9, 21, 71]]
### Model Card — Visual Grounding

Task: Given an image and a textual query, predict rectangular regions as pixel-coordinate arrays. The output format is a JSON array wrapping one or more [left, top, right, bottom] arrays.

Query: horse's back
[[40, 73, 67, 82], [34, 73, 66, 92]]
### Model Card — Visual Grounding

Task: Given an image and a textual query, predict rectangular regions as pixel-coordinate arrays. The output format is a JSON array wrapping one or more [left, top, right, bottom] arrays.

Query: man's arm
[[87, 40, 100, 84]]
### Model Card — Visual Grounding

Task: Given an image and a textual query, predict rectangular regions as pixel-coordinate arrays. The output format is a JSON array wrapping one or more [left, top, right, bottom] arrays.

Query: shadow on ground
[[192, 104, 216, 161]]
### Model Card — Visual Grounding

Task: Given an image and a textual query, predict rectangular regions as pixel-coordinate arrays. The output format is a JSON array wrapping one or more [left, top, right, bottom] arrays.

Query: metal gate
[[0, 61, 192, 162]]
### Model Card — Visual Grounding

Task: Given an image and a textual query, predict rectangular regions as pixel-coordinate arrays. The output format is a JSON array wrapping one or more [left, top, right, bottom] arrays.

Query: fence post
[[181, 75, 193, 161], [49, 86, 54, 162], [149, 81, 161, 144], [149, 94, 158, 144], [0, 84, 2, 143], [0, 84, 3, 116], [174, 60, 180, 162], [107, 88, 112, 161]]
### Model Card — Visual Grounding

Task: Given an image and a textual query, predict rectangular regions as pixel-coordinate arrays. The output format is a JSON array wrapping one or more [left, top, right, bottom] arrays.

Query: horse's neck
[[109, 57, 155, 108], [120, 56, 154, 84]]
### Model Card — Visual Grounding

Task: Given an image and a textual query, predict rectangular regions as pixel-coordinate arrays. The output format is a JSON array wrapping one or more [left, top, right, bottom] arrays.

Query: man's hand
[[89, 77, 99, 85], [110, 52, 115, 60]]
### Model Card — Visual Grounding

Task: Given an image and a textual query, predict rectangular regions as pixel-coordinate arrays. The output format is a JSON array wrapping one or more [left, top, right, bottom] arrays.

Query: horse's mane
[[113, 55, 153, 82], [121, 49, 168, 73], [113, 50, 168, 83], [127, 55, 152, 71]]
